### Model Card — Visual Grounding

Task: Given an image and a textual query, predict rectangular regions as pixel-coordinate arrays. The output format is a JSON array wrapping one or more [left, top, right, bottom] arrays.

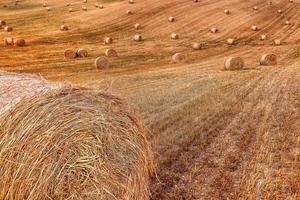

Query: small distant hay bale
[[128, 0, 134, 4], [134, 23, 141, 30], [224, 9, 230, 14], [172, 53, 185, 63], [76, 48, 88, 57], [127, 10, 133, 15], [0, 72, 153, 200], [168, 16, 175, 22], [14, 39, 26, 47], [46, 7, 52, 11], [253, 6, 258, 11], [0, 20, 6, 27], [171, 33, 179, 39], [66, 3, 71, 6], [268, 1, 273, 5], [83, 0, 87, 3], [274, 39, 281, 45], [285, 20, 290, 25], [43, 3, 47, 7], [69, 8, 73, 12], [224, 56, 244, 70], [277, 9, 282, 14], [193, 0, 199, 2], [251, 25, 258, 31], [82, 6, 87, 11], [260, 34, 267, 40], [192, 42, 204, 50], [4, 26, 13, 32], [104, 37, 113, 44], [227, 38, 235, 45], [289, 0, 294, 3], [134, 34, 143, 41], [210, 27, 218, 33], [64, 49, 77, 58], [4, 37, 14, 46], [105, 48, 118, 57], [95, 3, 99, 8], [95, 57, 110, 69], [60, 25, 69, 31], [260, 54, 277, 65], [99, 4, 104, 9]]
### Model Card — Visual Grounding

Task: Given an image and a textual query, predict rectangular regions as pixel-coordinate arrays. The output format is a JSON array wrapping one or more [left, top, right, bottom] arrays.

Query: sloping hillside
[[0, 0, 299, 199]]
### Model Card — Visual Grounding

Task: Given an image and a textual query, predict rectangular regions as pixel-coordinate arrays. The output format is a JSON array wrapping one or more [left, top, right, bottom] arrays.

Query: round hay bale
[[128, 0, 134, 4], [172, 53, 185, 63], [95, 3, 99, 8], [99, 4, 104, 9], [285, 20, 290, 25], [95, 56, 110, 69], [289, 0, 294, 3], [69, 8, 73, 12], [14, 38, 26, 47], [66, 3, 71, 6], [46, 7, 52, 11], [43, 3, 47, 7], [127, 10, 133, 15], [76, 48, 88, 57], [224, 56, 244, 70], [4, 26, 13, 32], [261, 34, 267, 40], [274, 39, 281, 45], [105, 48, 118, 57], [260, 54, 277, 65], [104, 37, 113, 44], [210, 27, 218, 33], [253, 6, 258, 11], [224, 9, 230, 14], [171, 33, 179, 39], [83, 0, 87, 3], [168, 16, 175, 22], [193, 0, 199, 2], [227, 38, 235, 45], [277, 9, 282, 14], [134, 34, 143, 41], [64, 49, 77, 58], [4, 37, 14, 46], [0, 20, 6, 27], [251, 25, 258, 31], [60, 25, 69, 31], [192, 42, 204, 50], [134, 23, 141, 30], [0, 72, 153, 200], [82, 6, 87, 11]]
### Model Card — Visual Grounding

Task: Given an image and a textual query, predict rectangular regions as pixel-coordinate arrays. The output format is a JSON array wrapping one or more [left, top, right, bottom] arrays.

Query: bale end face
[[0, 78, 153, 200], [224, 57, 244, 70], [172, 53, 185, 63], [14, 39, 26, 47], [64, 50, 77, 58], [95, 57, 110, 69], [105, 49, 118, 57], [260, 54, 277, 66]]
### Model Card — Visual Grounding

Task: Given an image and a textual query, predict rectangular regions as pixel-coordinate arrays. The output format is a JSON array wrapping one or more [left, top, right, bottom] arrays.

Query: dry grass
[[0, 85, 153, 200], [0, 0, 300, 199]]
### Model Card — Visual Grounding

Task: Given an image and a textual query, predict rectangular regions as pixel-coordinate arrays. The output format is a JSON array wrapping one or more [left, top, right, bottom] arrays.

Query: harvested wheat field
[[0, 0, 300, 199]]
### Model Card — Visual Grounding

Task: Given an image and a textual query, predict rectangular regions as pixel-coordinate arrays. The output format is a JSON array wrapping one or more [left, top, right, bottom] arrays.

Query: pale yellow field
[[1, 0, 300, 199]]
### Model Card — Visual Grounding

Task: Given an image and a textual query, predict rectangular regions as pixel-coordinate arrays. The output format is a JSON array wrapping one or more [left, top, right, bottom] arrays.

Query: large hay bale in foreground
[[260, 54, 277, 65], [224, 56, 244, 70], [95, 56, 110, 69], [0, 72, 153, 200], [172, 53, 185, 63]]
